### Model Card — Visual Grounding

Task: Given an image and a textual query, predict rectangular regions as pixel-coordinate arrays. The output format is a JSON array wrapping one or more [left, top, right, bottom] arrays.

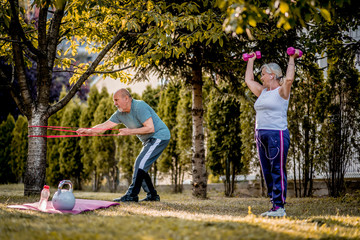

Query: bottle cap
[[43, 185, 50, 189]]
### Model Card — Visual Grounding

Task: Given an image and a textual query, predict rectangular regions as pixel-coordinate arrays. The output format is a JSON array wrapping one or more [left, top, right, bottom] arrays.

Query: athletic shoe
[[261, 206, 286, 217], [113, 194, 138, 202], [139, 194, 160, 202]]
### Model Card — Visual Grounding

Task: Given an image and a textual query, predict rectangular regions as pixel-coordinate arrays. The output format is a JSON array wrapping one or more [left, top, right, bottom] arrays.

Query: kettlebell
[[52, 180, 76, 210]]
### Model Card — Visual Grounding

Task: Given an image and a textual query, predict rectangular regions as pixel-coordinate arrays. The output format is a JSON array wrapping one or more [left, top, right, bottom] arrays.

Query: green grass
[[1, 184, 360, 240]]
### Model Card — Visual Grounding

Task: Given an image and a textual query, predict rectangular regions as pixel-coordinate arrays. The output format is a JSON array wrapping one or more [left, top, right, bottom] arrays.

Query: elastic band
[[28, 125, 120, 138], [28, 134, 120, 138], [29, 126, 120, 131]]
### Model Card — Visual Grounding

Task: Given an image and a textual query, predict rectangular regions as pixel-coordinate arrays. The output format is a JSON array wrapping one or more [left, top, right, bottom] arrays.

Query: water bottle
[[39, 185, 50, 211]]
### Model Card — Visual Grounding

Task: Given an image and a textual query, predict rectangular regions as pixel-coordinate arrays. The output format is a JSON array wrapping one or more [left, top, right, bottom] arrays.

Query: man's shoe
[[261, 206, 286, 217], [139, 194, 160, 202], [113, 194, 138, 202]]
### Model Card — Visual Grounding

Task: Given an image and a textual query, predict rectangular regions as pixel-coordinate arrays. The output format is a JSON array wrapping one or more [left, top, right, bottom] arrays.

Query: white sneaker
[[261, 207, 286, 217]]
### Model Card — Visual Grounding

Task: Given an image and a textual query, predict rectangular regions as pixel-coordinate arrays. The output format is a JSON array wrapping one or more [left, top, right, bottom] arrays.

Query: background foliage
[[0, 0, 359, 197]]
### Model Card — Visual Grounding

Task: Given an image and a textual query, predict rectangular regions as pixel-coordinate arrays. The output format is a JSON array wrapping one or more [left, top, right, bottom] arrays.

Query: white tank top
[[254, 87, 289, 130]]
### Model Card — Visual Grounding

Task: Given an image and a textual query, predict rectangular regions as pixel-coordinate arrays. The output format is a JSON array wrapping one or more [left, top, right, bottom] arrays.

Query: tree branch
[[47, 1, 67, 72], [35, 5, 52, 108], [1, 37, 38, 61], [52, 65, 133, 74], [48, 31, 126, 116], [9, 0, 33, 112], [8, 0, 44, 58], [0, 37, 23, 43], [24, 48, 38, 61]]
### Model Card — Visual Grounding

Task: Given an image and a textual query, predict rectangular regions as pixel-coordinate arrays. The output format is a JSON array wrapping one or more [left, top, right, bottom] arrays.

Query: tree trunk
[[24, 114, 48, 196], [191, 64, 207, 199], [298, 152, 302, 197], [75, 176, 82, 191], [178, 165, 183, 193], [303, 114, 310, 197], [231, 160, 236, 196], [225, 158, 230, 196], [93, 169, 101, 192], [174, 156, 179, 193], [293, 146, 298, 197]]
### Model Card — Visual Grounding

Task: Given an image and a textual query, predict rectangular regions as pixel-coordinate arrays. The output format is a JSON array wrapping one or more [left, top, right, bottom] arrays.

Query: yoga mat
[[8, 199, 120, 214]]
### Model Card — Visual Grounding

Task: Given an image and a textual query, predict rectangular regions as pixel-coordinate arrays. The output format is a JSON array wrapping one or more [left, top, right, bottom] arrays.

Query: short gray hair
[[115, 88, 132, 98], [261, 63, 284, 85]]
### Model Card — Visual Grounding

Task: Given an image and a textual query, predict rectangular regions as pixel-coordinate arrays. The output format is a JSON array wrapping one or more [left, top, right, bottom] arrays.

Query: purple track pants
[[255, 129, 290, 207]]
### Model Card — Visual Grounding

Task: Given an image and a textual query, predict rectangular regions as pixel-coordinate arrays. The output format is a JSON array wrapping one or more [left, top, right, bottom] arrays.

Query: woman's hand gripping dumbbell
[[287, 47, 303, 58], [242, 51, 261, 61]]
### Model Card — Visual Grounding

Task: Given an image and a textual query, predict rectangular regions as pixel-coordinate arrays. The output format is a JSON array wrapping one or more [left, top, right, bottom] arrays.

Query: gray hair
[[115, 88, 132, 99], [261, 63, 284, 85]]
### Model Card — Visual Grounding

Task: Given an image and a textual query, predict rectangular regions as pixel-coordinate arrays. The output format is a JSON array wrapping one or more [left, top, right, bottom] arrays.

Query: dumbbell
[[242, 51, 261, 61], [287, 47, 303, 58]]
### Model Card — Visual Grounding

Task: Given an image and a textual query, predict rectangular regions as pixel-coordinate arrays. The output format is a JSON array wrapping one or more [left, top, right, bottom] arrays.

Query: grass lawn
[[1, 184, 360, 240]]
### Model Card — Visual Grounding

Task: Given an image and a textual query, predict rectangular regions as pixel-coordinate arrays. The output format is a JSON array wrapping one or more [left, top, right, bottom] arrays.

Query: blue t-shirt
[[109, 99, 170, 142]]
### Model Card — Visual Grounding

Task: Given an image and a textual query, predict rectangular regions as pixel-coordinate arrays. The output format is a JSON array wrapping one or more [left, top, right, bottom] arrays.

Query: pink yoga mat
[[8, 199, 120, 214]]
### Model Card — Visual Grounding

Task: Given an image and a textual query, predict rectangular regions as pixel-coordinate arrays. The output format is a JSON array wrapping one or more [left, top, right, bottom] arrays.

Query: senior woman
[[244, 49, 300, 217]]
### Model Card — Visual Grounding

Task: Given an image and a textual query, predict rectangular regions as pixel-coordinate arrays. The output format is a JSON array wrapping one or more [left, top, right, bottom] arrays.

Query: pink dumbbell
[[242, 51, 261, 61], [287, 47, 303, 58]]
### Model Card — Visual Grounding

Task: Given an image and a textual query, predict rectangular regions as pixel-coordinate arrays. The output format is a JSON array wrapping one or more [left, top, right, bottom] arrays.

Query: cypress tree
[[175, 83, 193, 191], [142, 85, 161, 111], [10, 115, 28, 183], [47, 88, 67, 187], [0, 114, 16, 183], [92, 96, 117, 192], [58, 97, 83, 190], [206, 85, 243, 197], [157, 82, 181, 192], [316, 55, 360, 197], [141, 85, 161, 184], [118, 134, 141, 187], [79, 86, 107, 191]]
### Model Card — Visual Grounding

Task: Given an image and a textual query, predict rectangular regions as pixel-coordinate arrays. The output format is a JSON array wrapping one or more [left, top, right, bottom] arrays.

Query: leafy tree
[[175, 83, 193, 190], [47, 89, 67, 187], [141, 85, 161, 184], [142, 85, 161, 112], [10, 115, 28, 183], [227, 0, 359, 198], [239, 93, 256, 186], [58, 97, 83, 190], [206, 84, 244, 196], [92, 96, 118, 192], [116, 0, 247, 198], [79, 87, 109, 190], [219, 0, 349, 35], [297, 0, 359, 196], [286, 63, 324, 197], [157, 82, 181, 192], [117, 135, 141, 188], [316, 54, 360, 197], [0, 114, 16, 183], [0, 0, 137, 195]]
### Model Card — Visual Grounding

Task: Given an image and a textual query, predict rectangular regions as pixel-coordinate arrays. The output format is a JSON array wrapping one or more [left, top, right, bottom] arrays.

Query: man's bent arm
[[118, 117, 155, 136]]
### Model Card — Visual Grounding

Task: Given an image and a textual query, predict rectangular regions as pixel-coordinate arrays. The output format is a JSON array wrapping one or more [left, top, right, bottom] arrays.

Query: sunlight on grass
[[1, 184, 360, 240]]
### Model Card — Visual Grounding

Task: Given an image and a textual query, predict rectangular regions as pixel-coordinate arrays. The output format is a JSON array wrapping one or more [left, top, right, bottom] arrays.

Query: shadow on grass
[[0, 205, 332, 240], [1, 184, 360, 240], [1, 197, 360, 239]]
